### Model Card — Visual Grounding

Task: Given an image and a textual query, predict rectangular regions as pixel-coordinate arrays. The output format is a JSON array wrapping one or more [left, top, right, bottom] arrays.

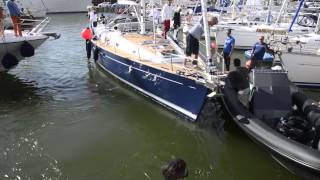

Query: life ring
[[20, 41, 35, 57], [2, 53, 19, 69]]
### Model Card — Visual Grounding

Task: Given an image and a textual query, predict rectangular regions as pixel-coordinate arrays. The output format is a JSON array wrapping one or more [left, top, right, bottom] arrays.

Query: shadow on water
[[86, 61, 299, 180], [0, 73, 63, 179], [86, 62, 224, 179], [0, 72, 39, 103]]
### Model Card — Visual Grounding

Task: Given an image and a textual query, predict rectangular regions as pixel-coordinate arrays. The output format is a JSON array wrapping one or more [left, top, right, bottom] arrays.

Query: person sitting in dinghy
[[185, 16, 218, 67], [228, 58, 250, 107]]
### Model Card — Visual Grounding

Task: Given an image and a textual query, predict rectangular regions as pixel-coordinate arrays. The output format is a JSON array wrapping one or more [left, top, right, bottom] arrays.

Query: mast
[[231, 0, 237, 20], [275, 0, 289, 24], [288, 0, 304, 32], [140, 0, 146, 34], [315, 13, 320, 34], [200, 0, 212, 65], [151, 0, 156, 42], [266, 0, 273, 24]]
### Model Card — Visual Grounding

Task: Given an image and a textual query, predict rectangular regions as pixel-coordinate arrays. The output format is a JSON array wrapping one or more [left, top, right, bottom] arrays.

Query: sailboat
[[214, 0, 315, 49], [89, 0, 222, 121], [269, 0, 320, 88]]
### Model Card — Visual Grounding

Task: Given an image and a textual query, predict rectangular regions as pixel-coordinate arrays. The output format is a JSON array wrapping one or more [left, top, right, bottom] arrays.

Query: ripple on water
[[0, 134, 62, 180]]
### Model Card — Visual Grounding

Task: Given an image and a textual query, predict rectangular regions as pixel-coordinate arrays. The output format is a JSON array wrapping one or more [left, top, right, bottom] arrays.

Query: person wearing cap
[[223, 29, 235, 71], [0, 6, 5, 37], [162, 158, 188, 180], [250, 35, 270, 68], [161, 0, 174, 39], [6, 0, 23, 37], [185, 16, 218, 66], [172, 6, 181, 41]]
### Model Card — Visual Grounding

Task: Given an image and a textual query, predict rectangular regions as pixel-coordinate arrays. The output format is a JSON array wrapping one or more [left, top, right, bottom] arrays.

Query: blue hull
[[94, 45, 208, 121]]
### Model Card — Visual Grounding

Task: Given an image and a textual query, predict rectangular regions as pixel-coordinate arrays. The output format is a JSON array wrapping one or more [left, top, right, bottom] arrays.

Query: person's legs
[[173, 28, 177, 40], [185, 33, 192, 66], [163, 20, 170, 39], [0, 20, 4, 37], [16, 16, 22, 36], [252, 57, 263, 69], [11, 16, 18, 36], [223, 53, 230, 71], [192, 37, 199, 65]]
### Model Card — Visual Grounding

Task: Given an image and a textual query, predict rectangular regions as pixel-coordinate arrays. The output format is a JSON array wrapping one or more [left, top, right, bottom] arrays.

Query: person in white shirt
[[89, 10, 98, 28], [161, 0, 174, 39]]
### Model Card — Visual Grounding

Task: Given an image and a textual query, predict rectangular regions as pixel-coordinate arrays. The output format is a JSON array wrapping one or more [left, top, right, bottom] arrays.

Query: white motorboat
[[2, 0, 46, 18], [0, 18, 58, 71], [21, 0, 92, 13], [213, 0, 315, 49], [214, 22, 314, 49], [275, 33, 320, 87]]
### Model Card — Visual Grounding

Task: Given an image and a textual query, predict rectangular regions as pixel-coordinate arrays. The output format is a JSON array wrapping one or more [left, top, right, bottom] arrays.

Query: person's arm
[[161, 5, 166, 22], [251, 43, 256, 59], [265, 43, 274, 54]]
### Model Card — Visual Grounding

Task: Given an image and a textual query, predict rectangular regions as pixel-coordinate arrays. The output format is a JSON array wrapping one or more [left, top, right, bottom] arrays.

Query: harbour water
[[0, 13, 316, 179]]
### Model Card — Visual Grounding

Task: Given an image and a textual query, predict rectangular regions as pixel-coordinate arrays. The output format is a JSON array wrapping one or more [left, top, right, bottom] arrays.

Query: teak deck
[[94, 33, 203, 76]]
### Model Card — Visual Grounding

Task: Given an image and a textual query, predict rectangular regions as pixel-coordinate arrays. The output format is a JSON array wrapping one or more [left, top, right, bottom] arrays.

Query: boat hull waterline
[[281, 52, 320, 88], [0, 36, 49, 71], [222, 79, 320, 177], [93, 45, 209, 121]]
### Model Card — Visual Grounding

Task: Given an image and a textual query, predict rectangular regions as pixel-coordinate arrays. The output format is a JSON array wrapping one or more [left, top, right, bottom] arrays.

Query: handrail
[[28, 17, 50, 34]]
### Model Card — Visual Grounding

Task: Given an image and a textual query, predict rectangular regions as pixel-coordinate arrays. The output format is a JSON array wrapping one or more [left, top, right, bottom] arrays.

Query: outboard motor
[[292, 92, 320, 149], [250, 69, 292, 126]]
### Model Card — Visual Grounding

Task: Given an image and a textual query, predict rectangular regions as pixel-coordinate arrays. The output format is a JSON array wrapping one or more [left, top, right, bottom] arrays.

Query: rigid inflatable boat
[[222, 67, 320, 178]]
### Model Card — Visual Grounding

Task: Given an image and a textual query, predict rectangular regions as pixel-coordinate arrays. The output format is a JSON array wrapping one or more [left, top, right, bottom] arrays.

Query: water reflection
[[0, 72, 39, 103]]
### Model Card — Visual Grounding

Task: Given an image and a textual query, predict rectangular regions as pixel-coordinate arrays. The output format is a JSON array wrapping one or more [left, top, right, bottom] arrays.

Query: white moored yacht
[[0, 18, 59, 71], [22, 0, 92, 13]]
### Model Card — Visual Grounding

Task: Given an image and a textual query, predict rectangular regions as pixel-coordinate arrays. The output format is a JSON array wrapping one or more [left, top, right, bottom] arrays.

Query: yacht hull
[[93, 45, 209, 121], [281, 52, 320, 88], [0, 35, 48, 71]]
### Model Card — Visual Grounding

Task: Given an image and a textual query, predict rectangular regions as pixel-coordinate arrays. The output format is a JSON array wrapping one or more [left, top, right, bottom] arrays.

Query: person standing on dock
[[90, 10, 98, 28], [223, 29, 235, 71], [0, 6, 5, 37], [7, 0, 22, 37], [185, 16, 218, 66], [161, 0, 174, 39], [250, 36, 270, 68]]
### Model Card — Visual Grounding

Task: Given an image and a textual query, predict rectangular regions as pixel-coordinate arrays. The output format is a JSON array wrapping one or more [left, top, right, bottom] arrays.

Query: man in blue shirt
[[223, 29, 235, 71], [251, 36, 270, 68], [7, 0, 22, 37]]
